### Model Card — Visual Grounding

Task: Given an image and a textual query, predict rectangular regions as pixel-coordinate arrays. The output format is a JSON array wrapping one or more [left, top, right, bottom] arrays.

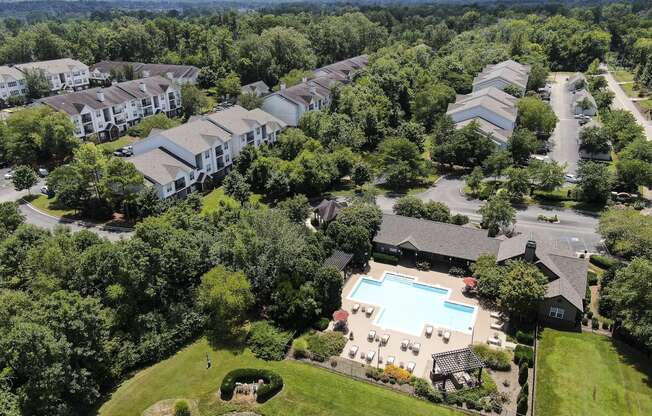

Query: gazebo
[[430, 347, 485, 393]]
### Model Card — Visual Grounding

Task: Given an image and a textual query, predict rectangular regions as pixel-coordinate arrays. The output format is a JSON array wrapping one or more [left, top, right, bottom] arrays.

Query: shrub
[[518, 363, 528, 386], [587, 270, 598, 286], [451, 213, 469, 225], [372, 252, 399, 265], [589, 254, 618, 270], [602, 318, 613, 330], [384, 364, 412, 383], [313, 317, 330, 331], [413, 378, 443, 403], [448, 266, 467, 277], [305, 331, 346, 362], [292, 337, 309, 359], [174, 400, 190, 416], [472, 344, 511, 371], [515, 330, 534, 346], [514, 345, 534, 368], [416, 261, 431, 271], [247, 321, 293, 361], [518, 381, 529, 401], [220, 368, 283, 403], [591, 318, 599, 329], [586, 310, 593, 319], [517, 395, 528, 415], [582, 317, 589, 326]]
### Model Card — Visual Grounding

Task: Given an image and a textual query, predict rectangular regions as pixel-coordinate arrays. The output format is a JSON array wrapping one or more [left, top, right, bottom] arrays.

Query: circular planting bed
[[220, 368, 283, 404]]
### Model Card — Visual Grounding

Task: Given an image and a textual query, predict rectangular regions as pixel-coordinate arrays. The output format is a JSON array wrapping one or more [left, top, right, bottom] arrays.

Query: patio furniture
[[361, 351, 366, 360], [366, 306, 375, 317], [490, 311, 502, 319], [361, 306, 366, 313], [366, 350, 375, 362], [488, 337, 502, 346], [401, 339, 409, 350], [352, 303, 360, 313], [425, 326, 433, 337], [490, 322, 503, 330], [349, 345, 359, 357], [399, 362, 405, 368], [412, 343, 421, 354], [462, 372, 474, 386], [367, 330, 376, 341], [381, 334, 390, 345], [437, 328, 443, 337], [406, 362, 416, 373], [386, 356, 395, 365], [431, 348, 485, 391], [443, 331, 451, 342]]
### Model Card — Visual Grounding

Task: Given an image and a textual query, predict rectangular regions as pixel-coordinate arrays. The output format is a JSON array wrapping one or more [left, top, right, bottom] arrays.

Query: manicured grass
[[25, 194, 77, 218], [201, 187, 264, 215], [637, 99, 652, 111], [536, 329, 652, 416], [97, 136, 139, 153], [620, 82, 641, 98], [99, 338, 462, 416], [613, 70, 635, 83]]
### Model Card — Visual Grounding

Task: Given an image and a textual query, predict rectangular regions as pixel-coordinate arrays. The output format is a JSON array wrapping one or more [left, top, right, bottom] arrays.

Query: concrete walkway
[[603, 67, 652, 140]]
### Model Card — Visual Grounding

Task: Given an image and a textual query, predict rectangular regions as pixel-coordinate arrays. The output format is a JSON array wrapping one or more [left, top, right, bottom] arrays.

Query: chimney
[[96, 89, 105, 102], [280, 83, 286, 91], [524, 241, 536, 263], [139, 81, 147, 93], [309, 83, 316, 95], [166, 71, 174, 80], [142, 70, 150, 78]]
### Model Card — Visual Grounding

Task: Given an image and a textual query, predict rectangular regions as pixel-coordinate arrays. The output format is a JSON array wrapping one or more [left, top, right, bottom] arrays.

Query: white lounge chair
[[366, 350, 375, 362], [490, 311, 502, 319], [490, 322, 503, 330], [443, 331, 451, 342], [406, 362, 416, 373], [488, 335, 502, 346], [401, 339, 409, 350], [367, 330, 376, 341], [425, 326, 433, 337], [386, 356, 395, 365], [349, 345, 359, 357], [412, 343, 421, 354], [352, 303, 360, 313], [366, 306, 375, 316], [381, 334, 390, 345]]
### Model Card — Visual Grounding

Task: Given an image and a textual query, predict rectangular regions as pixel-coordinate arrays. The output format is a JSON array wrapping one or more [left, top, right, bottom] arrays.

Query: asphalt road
[[603, 68, 652, 140], [377, 176, 605, 254], [548, 73, 581, 175]]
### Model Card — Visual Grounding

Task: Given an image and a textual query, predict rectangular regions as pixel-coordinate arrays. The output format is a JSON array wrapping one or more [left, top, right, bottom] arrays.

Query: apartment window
[[206, 163, 213, 172], [215, 145, 223, 156], [225, 154, 230, 163], [166, 184, 173, 193], [204, 151, 210, 159], [0, 83, 4, 88], [256, 127, 261, 135], [174, 177, 186, 191], [189, 172, 195, 180], [224, 142, 229, 150], [308, 103, 314, 110], [19, 80, 25, 85], [10, 90, 19, 96], [7, 81, 17, 87], [549, 307, 565, 319], [246, 131, 254, 145]]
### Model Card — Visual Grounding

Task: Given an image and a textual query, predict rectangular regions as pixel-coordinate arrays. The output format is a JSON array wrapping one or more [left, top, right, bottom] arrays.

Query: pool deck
[[338, 261, 507, 380]]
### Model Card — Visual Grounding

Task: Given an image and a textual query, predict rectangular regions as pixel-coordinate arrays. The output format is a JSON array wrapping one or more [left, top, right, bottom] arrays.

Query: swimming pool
[[348, 272, 477, 336]]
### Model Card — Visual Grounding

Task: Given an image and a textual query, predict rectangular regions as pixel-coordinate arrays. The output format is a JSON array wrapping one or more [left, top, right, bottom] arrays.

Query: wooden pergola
[[430, 347, 485, 393]]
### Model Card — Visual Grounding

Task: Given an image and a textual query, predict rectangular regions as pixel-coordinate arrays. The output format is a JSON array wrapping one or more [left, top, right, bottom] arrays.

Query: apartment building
[[472, 59, 530, 95], [131, 105, 286, 198], [0, 66, 28, 103], [16, 58, 89, 92], [261, 55, 368, 126], [41, 76, 182, 141], [89, 61, 200, 85]]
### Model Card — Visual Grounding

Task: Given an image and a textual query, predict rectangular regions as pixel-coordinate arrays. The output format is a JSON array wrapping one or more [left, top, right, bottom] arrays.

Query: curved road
[[377, 176, 604, 254]]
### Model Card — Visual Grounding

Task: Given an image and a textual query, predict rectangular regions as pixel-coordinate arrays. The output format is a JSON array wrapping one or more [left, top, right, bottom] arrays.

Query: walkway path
[[602, 67, 652, 139]]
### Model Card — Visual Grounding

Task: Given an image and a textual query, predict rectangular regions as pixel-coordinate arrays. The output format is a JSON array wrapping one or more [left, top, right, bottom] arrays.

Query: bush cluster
[[413, 378, 444, 403], [514, 345, 534, 368], [515, 329, 534, 346], [174, 400, 190, 416], [291, 337, 309, 358], [313, 317, 330, 331], [305, 331, 346, 362], [587, 270, 599, 286], [518, 363, 529, 385], [220, 368, 284, 403], [472, 344, 512, 371], [372, 252, 399, 265], [448, 266, 467, 277], [383, 364, 412, 383], [589, 254, 619, 270], [247, 321, 293, 361], [517, 381, 529, 414]]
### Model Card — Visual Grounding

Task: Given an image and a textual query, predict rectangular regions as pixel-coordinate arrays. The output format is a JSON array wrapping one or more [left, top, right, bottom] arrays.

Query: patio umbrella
[[332, 309, 349, 322], [462, 277, 478, 288]]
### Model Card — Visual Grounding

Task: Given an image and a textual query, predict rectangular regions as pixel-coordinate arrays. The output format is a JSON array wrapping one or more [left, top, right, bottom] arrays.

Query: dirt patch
[[141, 398, 200, 416]]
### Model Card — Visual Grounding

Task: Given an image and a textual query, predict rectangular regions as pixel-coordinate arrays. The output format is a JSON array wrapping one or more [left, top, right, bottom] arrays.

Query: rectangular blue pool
[[348, 272, 477, 336]]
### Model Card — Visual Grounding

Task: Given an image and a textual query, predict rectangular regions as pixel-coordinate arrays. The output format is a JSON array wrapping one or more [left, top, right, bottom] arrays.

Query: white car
[[38, 168, 48, 177], [40, 185, 49, 195], [3, 170, 13, 180], [564, 173, 579, 183]]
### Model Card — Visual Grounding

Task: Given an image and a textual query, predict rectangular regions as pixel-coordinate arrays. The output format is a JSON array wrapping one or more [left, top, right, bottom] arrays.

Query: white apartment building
[[0, 66, 28, 103], [16, 58, 90, 92], [41, 76, 182, 141]]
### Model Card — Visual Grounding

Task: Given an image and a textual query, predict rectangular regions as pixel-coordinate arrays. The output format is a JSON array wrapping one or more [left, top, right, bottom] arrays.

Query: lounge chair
[[366, 350, 375, 362], [490, 311, 502, 319], [366, 306, 375, 316], [490, 322, 503, 330], [462, 372, 474, 385], [406, 362, 416, 373], [425, 326, 433, 337], [401, 339, 409, 350], [488, 337, 502, 346], [352, 303, 360, 313], [412, 343, 421, 354], [437, 328, 443, 337], [443, 331, 451, 342], [367, 330, 376, 341], [349, 345, 359, 357], [381, 334, 390, 345], [386, 356, 395, 365]]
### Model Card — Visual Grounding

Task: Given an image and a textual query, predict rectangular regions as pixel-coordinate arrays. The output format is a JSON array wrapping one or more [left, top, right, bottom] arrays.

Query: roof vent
[[96, 89, 105, 102], [139, 82, 147, 93]]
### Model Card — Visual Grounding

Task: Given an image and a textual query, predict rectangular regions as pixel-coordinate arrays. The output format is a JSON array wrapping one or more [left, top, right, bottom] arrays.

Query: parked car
[[579, 118, 589, 125], [121, 146, 133, 156], [40, 185, 49, 195], [3, 170, 13, 180], [564, 173, 579, 183], [113, 149, 125, 157], [38, 167, 48, 177]]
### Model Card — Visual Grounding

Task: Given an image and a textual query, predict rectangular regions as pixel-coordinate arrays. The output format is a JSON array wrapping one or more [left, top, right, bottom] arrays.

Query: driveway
[[377, 176, 605, 254], [603, 68, 652, 140], [548, 73, 581, 175], [0, 167, 45, 203]]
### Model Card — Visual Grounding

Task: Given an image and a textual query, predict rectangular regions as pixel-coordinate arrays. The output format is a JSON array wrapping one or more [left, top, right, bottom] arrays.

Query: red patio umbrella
[[332, 309, 349, 322], [462, 277, 478, 288]]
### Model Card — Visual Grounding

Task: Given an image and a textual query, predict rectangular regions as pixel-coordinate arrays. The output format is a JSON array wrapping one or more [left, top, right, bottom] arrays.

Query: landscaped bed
[[535, 329, 652, 416]]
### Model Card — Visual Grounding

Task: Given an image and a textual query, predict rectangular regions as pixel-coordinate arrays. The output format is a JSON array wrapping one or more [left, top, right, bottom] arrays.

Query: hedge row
[[373, 252, 399, 265], [220, 368, 283, 403], [589, 254, 619, 270], [514, 345, 534, 368]]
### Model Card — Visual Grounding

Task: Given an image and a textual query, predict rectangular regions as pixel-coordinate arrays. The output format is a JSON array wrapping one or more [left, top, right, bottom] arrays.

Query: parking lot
[[548, 73, 582, 175]]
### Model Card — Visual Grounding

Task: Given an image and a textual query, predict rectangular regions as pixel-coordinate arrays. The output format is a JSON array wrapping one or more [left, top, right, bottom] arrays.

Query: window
[[256, 127, 260, 135], [308, 103, 314, 110], [206, 163, 212, 172], [549, 307, 565, 319], [166, 184, 173, 193], [225, 154, 230, 163], [189, 172, 195, 180], [224, 142, 229, 150], [7, 81, 17, 87], [204, 151, 210, 159], [215, 145, 223, 156]]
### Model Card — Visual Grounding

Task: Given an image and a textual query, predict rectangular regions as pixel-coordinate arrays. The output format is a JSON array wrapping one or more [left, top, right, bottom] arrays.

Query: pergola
[[430, 347, 484, 393]]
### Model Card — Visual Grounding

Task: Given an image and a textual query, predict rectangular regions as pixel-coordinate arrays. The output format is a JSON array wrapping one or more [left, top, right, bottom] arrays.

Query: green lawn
[[620, 83, 640, 98], [201, 187, 265, 215], [613, 70, 635, 83], [25, 194, 77, 218], [98, 338, 462, 416], [637, 99, 652, 111], [536, 329, 652, 416], [97, 136, 139, 153]]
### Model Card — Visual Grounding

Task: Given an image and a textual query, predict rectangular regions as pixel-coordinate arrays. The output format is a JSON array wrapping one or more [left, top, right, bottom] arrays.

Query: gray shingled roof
[[116, 76, 175, 98], [473, 66, 529, 90], [41, 85, 135, 115], [456, 87, 519, 108], [16, 58, 87, 75], [455, 117, 512, 146], [374, 214, 502, 261], [447, 94, 518, 122], [90, 61, 199, 79], [148, 118, 230, 154], [484, 60, 531, 76], [129, 147, 195, 185], [573, 89, 597, 108], [0, 66, 25, 82], [315, 199, 344, 222], [241, 80, 270, 94]]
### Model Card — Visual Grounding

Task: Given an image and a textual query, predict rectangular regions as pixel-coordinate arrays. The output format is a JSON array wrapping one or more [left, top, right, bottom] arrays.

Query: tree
[[594, 90, 615, 111], [508, 129, 539, 165], [498, 261, 547, 321], [503, 84, 523, 97], [180, 84, 209, 118], [411, 83, 456, 131], [432, 120, 495, 168], [46, 164, 91, 212], [517, 96, 558, 136], [528, 160, 565, 192], [313, 266, 344, 316], [604, 258, 652, 349], [24, 68, 50, 99], [223, 171, 251, 206], [0, 201, 24, 237], [479, 191, 516, 236], [198, 265, 253, 336], [351, 162, 372, 186], [577, 161, 613, 204], [397, 121, 427, 152], [483, 149, 511, 179], [393, 195, 426, 218], [423, 201, 451, 222], [466, 166, 484, 197], [275, 68, 312, 90], [238, 92, 262, 110], [601, 110, 645, 151], [378, 137, 425, 190], [472, 254, 505, 300], [579, 126, 611, 154], [504, 167, 531, 201], [128, 113, 181, 137], [277, 194, 310, 224], [327, 221, 372, 266], [100, 157, 144, 213], [11, 165, 38, 195], [216, 71, 241, 99], [598, 207, 652, 260]]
